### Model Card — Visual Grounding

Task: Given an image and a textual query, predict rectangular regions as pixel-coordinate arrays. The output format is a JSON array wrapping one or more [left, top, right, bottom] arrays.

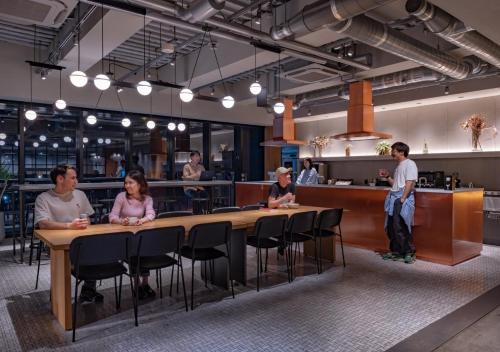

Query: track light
[[307, 109, 312, 116], [444, 86, 450, 95]]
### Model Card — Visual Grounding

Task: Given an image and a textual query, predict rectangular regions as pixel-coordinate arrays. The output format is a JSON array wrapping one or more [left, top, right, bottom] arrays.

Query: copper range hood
[[332, 80, 392, 141], [260, 98, 305, 147]]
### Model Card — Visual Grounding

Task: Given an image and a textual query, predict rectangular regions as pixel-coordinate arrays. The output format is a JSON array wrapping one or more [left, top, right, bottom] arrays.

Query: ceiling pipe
[[406, 0, 500, 69], [330, 15, 472, 79], [126, 0, 371, 70], [177, 0, 225, 23], [270, 0, 394, 40]]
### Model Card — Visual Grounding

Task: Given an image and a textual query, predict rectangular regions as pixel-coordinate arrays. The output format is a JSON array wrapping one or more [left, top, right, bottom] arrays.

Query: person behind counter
[[109, 170, 156, 298], [268, 167, 296, 209], [296, 158, 318, 185], [379, 142, 418, 264], [34, 165, 98, 302], [182, 150, 208, 198]]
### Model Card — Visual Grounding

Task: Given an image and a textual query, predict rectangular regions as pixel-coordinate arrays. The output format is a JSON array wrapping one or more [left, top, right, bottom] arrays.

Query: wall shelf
[[303, 151, 500, 162]]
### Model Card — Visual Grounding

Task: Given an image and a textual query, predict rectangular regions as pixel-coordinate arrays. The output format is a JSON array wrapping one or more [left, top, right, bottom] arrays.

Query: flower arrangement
[[460, 113, 497, 151], [375, 140, 391, 156], [309, 136, 330, 157]]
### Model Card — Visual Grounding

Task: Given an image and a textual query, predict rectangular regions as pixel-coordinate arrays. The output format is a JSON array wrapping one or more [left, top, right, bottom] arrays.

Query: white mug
[[128, 217, 138, 225]]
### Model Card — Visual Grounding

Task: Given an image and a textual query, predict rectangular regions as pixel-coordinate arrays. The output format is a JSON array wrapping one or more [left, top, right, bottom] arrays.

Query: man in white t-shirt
[[34, 165, 98, 302], [379, 142, 418, 264]]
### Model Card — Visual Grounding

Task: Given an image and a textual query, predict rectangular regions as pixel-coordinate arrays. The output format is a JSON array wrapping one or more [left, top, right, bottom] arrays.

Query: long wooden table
[[35, 206, 326, 330]]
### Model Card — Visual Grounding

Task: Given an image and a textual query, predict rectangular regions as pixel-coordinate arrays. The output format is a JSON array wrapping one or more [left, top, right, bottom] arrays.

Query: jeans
[[386, 198, 416, 256]]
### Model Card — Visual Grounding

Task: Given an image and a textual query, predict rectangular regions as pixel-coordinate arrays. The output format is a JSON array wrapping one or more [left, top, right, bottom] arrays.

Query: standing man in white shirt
[[379, 142, 418, 264]]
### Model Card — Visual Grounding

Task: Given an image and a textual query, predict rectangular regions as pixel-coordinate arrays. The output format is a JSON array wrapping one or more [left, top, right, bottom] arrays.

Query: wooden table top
[[35, 206, 327, 250]]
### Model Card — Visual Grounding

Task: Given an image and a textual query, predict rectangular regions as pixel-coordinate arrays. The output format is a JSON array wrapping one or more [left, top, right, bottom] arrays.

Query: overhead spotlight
[[255, 18, 261, 25], [25, 110, 37, 121], [210, 86, 215, 96], [444, 85, 450, 95], [146, 120, 156, 129], [177, 122, 186, 132], [169, 61, 175, 66], [39, 135, 47, 142], [94, 73, 111, 90], [41, 70, 47, 80], [346, 45, 355, 57], [179, 88, 194, 102], [167, 122, 176, 131], [273, 102, 285, 114], [222, 95, 235, 109], [97, 138, 104, 144], [33, 141, 39, 148], [307, 109, 312, 116], [82, 137, 89, 143], [69, 70, 88, 87], [52, 143, 59, 148], [292, 102, 300, 111], [121, 118, 131, 127], [249, 81, 262, 95], [86, 115, 97, 125], [117, 87, 123, 93], [55, 99, 67, 110], [136, 80, 152, 96], [105, 138, 111, 144]]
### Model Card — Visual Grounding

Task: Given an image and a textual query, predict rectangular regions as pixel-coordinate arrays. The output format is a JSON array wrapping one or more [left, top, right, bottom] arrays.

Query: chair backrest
[[317, 208, 343, 230], [100, 214, 110, 224], [254, 215, 288, 240], [134, 226, 185, 257], [212, 207, 241, 214], [188, 221, 232, 249], [287, 211, 317, 235], [241, 204, 261, 211], [69, 232, 133, 268], [157, 211, 193, 219]]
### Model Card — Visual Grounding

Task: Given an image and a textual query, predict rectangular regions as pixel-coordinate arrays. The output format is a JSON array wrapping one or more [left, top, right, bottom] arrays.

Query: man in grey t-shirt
[[35, 165, 98, 302]]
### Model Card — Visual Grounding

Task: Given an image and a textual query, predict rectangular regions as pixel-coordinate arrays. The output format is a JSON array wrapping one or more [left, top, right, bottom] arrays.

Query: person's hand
[[400, 197, 406, 203], [69, 218, 88, 229], [378, 169, 390, 178], [120, 217, 130, 226], [284, 192, 294, 201]]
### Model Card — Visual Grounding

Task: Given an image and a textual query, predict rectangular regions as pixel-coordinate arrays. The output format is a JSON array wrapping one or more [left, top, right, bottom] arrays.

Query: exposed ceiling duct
[[177, 0, 225, 24], [0, 0, 77, 27], [330, 14, 473, 79], [270, 0, 394, 40], [406, 0, 500, 69]]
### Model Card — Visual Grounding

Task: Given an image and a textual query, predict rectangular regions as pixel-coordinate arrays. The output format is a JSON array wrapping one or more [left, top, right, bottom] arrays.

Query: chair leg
[[35, 242, 42, 290], [191, 260, 195, 310], [114, 276, 119, 310], [169, 253, 175, 297], [204, 261, 208, 288], [256, 247, 260, 292], [28, 235, 35, 266], [179, 260, 188, 312], [319, 237, 323, 274], [227, 256, 235, 299], [339, 233, 346, 267], [155, 269, 160, 289], [314, 238, 320, 275], [72, 280, 79, 342], [259, 249, 263, 273], [118, 275, 123, 309], [176, 256, 180, 294], [265, 248, 269, 272], [159, 269, 163, 299]]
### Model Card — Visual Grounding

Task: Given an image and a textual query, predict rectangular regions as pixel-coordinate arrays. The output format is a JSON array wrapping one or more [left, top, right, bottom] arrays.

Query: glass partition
[[0, 103, 19, 178], [210, 123, 234, 175]]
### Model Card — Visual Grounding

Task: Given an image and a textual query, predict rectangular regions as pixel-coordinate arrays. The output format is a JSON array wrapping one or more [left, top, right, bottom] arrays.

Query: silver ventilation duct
[[270, 0, 393, 40], [406, 0, 500, 69], [331, 15, 472, 79], [177, 0, 225, 23]]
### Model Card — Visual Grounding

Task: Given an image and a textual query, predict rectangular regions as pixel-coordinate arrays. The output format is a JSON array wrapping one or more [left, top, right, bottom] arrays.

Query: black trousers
[[386, 198, 416, 256]]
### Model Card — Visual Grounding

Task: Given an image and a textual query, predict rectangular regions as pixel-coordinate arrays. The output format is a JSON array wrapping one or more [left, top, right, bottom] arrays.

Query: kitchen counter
[[236, 182, 484, 265]]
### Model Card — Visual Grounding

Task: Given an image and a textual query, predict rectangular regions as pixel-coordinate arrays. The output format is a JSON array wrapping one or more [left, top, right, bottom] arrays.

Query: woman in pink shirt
[[109, 170, 156, 298]]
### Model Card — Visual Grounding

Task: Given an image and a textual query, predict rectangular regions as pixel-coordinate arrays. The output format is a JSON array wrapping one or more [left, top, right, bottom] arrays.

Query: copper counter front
[[236, 183, 483, 265]]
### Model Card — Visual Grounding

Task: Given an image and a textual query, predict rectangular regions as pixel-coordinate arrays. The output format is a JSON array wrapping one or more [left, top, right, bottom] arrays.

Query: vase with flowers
[[309, 136, 330, 157], [375, 140, 391, 156], [460, 114, 497, 151]]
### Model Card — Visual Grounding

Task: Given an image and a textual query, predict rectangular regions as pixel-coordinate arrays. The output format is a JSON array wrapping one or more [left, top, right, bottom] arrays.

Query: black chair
[[69, 232, 135, 342], [157, 211, 193, 219], [314, 209, 345, 273], [246, 215, 288, 291], [132, 227, 188, 311], [100, 214, 110, 224], [180, 221, 234, 310], [284, 211, 317, 282], [241, 204, 261, 211], [211, 207, 241, 214]]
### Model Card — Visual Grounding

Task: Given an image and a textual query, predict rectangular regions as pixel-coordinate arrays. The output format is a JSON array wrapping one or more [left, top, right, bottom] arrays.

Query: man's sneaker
[[404, 253, 416, 264], [381, 252, 395, 260]]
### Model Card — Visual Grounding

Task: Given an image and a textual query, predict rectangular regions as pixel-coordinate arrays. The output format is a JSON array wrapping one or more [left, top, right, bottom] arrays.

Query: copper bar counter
[[236, 182, 484, 266]]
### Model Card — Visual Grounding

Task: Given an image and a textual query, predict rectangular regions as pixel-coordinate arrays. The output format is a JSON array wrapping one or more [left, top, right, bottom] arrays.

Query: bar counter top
[[236, 181, 483, 194]]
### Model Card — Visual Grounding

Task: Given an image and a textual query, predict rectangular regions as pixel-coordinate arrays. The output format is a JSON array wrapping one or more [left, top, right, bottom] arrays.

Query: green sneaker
[[392, 253, 405, 262], [404, 253, 416, 264], [381, 252, 395, 260]]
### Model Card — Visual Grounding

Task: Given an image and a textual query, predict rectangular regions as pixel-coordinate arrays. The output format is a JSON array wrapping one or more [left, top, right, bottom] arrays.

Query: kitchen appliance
[[313, 162, 328, 184], [281, 145, 299, 181], [484, 191, 500, 245], [417, 171, 445, 188]]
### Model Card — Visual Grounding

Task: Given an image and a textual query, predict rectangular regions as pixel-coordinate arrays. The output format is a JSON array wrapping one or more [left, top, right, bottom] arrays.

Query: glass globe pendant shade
[[39, 135, 47, 142], [0, 133, 6, 139], [0, 141, 5, 146], [105, 138, 111, 144], [64, 136, 72, 143], [55, 99, 67, 110], [52, 143, 59, 149], [146, 120, 156, 130], [94, 74, 111, 90], [221, 95, 235, 109], [86, 115, 97, 125], [33, 142, 39, 148], [82, 137, 89, 143], [69, 70, 88, 87], [136, 81, 152, 96], [167, 122, 176, 131], [97, 138, 104, 144], [177, 123, 186, 132], [273, 102, 285, 114], [121, 118, 131, 127], [249, 81, 262, 95], [179, 88, 193, 102], [25, 109, 37, 120]]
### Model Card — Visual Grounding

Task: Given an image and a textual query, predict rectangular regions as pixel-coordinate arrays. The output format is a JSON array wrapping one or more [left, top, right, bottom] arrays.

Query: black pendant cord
[[143, 14, 146, 80], [188, 30, 207, 89], [115, 88, 125, 115], [59, 70, 62, 100], [208, 32, 226, 95], [77, 2, 80, 70], [101, 3, 104, 73], [277, 52, 281, 99]]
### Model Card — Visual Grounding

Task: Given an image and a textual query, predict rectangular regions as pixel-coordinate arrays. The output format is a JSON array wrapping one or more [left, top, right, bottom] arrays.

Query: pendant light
[[273, 52, 284, 114], [249, 17, 261, 96], [69, 3, 88, 87], [177, 122, 186, 132], [208, 32, 234, 108], [137, 16, 152, 96], [180, 30, 208, 103], [115, 84, 130, 127], [94, 4, 110, 91], [87, 91, 103, 125], [54, 70, 67, 109], [146, 72, 155, 129], [25, 25, 38, 120]]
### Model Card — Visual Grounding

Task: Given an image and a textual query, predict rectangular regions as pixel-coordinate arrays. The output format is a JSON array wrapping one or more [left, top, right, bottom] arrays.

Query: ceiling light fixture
[[53, 143, 58, 148], [146, 120, 156, 129], [26, 27, 38, 121], [41, 70, 47, 80], [207, 31, 234, 109], [64, 136, 72, 143], [167, 122, 176, 131], [94, 4, 110, 91], [273, 51, 284, 114], [307, 108, 312, 116], [222, 96, 235, 109], [54, 70, 67, 110], [249, 43, 262, 95], [136, 15, 151, 96], [97, 138, 104, 144], [82, 137, 89, 143], [177, 122, 186, 132], [444, 85, 450, 95], [0, 133, 6, 140], [39, 135, 47, 142], [121, 117, 131, 127], [33, 142, 39, 148], [69, 4, 88, 87], [14, 141, 19, 147], [105, 138, 111, 144], [0, 141, 5, 146], [86, 114, 97, 125]]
